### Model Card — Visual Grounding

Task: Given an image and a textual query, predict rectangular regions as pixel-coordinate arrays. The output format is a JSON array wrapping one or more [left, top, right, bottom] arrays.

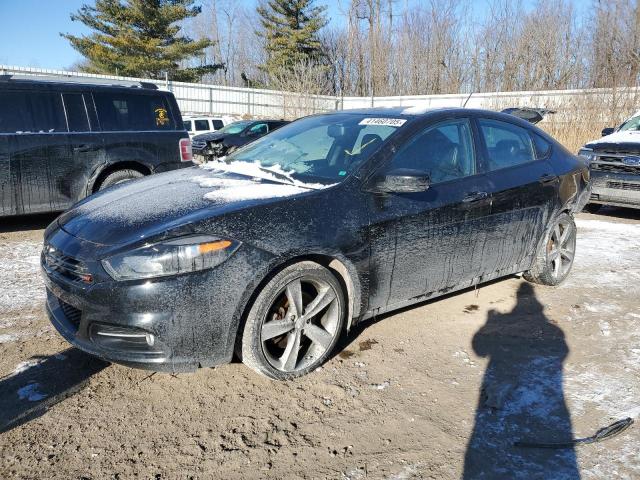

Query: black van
[[0, 76, 192, 217]]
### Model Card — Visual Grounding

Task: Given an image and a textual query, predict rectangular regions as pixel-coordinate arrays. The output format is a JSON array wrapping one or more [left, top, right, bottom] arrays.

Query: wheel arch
[[91, 161, 152, 193], [228, 252, 364, 359]]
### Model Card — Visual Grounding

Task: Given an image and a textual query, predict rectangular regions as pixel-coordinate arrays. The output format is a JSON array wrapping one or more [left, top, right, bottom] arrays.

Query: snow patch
[[197, 161, 335, 201], [0, 241, 44, 312], [17, 382, 47, 402], [0, 333, 22, 344]]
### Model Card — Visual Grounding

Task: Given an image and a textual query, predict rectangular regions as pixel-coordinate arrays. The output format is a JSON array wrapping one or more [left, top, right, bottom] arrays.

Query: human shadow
[[463, 283, 579, 479], [0, 347, 108, 433]]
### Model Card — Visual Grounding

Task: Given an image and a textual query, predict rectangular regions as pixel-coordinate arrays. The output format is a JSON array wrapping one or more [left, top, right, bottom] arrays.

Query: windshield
[[224, 113, 407, 184], [619, 115, 640, 132], [218, 121, 252, 134]]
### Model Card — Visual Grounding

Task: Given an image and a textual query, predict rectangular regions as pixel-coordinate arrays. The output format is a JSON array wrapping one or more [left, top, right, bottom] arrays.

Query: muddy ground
[[0, 208, 639, 479]]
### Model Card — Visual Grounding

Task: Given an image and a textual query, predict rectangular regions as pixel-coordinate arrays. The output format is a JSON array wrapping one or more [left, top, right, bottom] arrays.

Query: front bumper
[[42, 227, 265, 373], [590, 170, 640, 209]]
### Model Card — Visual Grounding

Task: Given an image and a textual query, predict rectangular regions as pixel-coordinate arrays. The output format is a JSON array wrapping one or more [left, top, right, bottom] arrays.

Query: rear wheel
[[97, 169, 144, 191], [239, 261, 346, 380], [524, 212, 576, 286]]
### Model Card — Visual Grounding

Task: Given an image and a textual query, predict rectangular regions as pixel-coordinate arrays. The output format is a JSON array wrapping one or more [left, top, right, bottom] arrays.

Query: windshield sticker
[[358, 118, 406, 127], [155, 107, 170, 126]]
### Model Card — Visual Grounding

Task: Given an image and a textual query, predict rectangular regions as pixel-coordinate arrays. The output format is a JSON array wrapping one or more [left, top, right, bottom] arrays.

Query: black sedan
[[42, 108, 590, 380], [191, 119, 289, 162]]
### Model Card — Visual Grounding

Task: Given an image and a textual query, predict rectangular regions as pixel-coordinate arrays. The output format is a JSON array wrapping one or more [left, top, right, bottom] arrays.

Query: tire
[[238, 261, 346, 380], [583, 203, 602, 214], [524, 212, 577, 286], [97, 169, 144, 191]]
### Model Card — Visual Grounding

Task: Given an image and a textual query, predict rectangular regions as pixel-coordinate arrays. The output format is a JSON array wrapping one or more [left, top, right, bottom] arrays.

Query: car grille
[[42, 245, 92, 284], [607, 181, 640, 191], [591, 152, 640, 174], [59, 299, 82, 330], [591, 162, 640, 174]]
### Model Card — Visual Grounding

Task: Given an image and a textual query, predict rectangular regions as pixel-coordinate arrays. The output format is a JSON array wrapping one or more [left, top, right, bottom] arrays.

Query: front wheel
[[238, 261, 346, 380], [524, 212, 577, 286]]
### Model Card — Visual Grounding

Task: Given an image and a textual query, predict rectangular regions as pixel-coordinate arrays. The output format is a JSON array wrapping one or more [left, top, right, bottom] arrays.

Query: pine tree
[[62, 0, 223, 82], [257, 0, 327, 77]]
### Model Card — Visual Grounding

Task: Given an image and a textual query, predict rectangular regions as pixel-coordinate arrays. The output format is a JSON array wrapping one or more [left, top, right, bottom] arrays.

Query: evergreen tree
[[62, 0, 223, 82], [257, 0, 327, 76]]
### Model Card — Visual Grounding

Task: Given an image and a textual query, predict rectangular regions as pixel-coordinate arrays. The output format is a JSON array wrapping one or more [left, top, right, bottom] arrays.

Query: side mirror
[[601, 127, 615, 137], [368, 168, 430, 194]]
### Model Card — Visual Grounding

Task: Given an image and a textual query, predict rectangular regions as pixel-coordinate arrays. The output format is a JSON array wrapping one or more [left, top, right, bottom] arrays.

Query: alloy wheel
[[547, 217, 576, 280], [260, 277, 340, 373]]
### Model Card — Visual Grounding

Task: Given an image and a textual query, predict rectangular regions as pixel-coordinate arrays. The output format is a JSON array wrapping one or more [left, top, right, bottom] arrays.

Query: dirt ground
[[0, 208, 639, 480]]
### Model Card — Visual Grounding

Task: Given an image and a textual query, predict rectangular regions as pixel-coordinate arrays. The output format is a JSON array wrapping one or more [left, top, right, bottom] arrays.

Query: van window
[[93, 93, 175, 131], [63, 93, 90, 132], [183, 120, 192, 131], [212, 119, 224, 130], [0, 91, 66, 133], [194, 119, 209, 131]]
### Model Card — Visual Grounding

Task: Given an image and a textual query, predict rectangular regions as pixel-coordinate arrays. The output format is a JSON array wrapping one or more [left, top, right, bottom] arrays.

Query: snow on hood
[[592, 129, 640, 145], [197, 161, 333, 201], [58, 163, 334, 246]]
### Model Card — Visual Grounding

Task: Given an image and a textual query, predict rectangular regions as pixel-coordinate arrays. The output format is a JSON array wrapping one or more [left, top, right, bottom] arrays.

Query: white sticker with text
[[358, 118, 407, 127]]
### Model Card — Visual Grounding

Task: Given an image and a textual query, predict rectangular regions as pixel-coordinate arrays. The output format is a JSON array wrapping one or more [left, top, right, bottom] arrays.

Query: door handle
[[539, 173, 557, 184], [73, 144, 92, 153], [462, 191, 489, 203]]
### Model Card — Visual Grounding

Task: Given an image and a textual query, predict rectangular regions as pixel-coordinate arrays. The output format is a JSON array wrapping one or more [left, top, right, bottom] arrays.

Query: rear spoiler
[[501, 107, 556, 125]]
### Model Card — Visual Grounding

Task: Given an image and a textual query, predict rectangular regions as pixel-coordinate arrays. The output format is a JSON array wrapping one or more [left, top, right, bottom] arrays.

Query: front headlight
[[102, 235, 240, 281], [578, 148, 596, 163]]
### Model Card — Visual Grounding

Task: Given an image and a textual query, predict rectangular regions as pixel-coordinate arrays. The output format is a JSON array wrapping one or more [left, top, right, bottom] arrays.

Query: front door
[[367, 118, 493, 311]]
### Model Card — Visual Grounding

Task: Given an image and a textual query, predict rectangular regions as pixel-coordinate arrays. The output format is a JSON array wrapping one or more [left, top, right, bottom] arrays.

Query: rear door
[[476, 118, 558, 274], [93, 90, 179, 172], [367, 118, 494, 310]]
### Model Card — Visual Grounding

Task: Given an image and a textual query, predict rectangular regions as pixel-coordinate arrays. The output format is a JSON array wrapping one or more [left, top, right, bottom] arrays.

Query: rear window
[[194, 119, 209, 131], [94, 92, 175, 131], [0, 90, 67, 133]]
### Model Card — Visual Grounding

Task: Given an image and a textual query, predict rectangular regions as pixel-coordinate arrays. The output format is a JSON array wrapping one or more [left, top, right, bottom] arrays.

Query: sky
[[0, 0, 584, 71]]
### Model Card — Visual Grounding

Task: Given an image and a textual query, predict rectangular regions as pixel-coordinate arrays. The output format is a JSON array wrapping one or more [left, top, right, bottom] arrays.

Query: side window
[[390, 119, 476, 184], [0, 91, 66, 133], [249, 123, 269, 135], [211, 119, 224, 130], [63, 93, 90, 132], [194, 119, 209, 131], [479, 119, 536, 171], [183, 120, 192, 131], [94, 93, 175, 131], [532, 132, 552, 159]]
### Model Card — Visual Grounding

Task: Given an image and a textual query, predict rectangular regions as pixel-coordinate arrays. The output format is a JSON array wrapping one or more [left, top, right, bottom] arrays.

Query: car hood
[[57, 163, 329, 247], [585, 129, 640, 152], [192, 131, 225, 142]]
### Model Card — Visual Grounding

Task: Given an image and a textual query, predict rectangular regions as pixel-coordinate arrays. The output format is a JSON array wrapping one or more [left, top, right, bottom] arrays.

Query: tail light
[[179, 138, 193, 162]]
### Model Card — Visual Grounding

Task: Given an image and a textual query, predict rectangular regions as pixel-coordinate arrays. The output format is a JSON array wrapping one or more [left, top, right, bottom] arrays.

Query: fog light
[[89, 323, 162, 354]]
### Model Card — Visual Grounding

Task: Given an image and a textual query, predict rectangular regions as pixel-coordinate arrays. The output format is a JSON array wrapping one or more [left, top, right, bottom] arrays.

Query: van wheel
[[97, 169, 144, 191], [238, 261, 346, 380], [524, 213, 576, 286]]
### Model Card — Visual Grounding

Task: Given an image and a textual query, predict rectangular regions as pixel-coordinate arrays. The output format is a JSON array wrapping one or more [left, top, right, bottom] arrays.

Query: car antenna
[[463, 92, 474, 108]]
